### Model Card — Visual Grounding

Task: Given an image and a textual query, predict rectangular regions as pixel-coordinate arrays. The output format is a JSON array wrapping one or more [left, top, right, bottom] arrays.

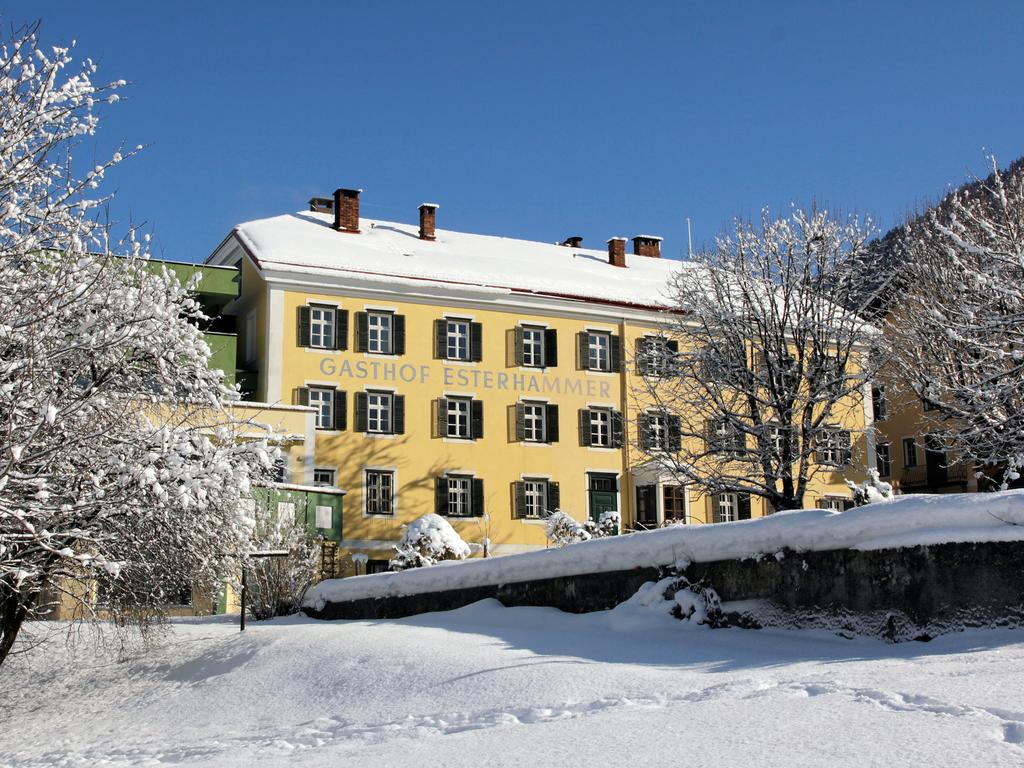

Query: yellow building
[[207, 189, 869, 574]]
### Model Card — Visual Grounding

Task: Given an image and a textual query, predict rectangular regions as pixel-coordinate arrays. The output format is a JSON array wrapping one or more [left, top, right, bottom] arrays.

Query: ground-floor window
[[365, 469, 394, 515], [366, 559, 390, 575], [663, 485, 686, 523], [447, 475, 472, 516]]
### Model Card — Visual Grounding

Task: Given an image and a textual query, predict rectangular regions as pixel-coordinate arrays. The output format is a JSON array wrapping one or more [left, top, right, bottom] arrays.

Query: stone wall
[[303, 540, 1024, 640]]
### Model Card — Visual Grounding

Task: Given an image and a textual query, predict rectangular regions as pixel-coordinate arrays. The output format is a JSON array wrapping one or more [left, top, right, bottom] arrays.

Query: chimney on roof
[[419, 203, 439, 241], [309, 196, 333, 214], [561, 236, 583, 248], [333, 188, 361, 233], [607, 237, 627, 268], [632, 235, 662, 258]]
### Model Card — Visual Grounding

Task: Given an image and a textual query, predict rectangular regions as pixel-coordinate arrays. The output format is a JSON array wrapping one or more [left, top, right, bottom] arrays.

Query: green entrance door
[[588, 473, 619, 522]]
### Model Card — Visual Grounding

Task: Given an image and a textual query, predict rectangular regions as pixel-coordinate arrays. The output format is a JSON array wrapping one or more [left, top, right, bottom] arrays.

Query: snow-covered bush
[[0, 25, 269, 667], [846, 469, 895, 506], [389, 514, 471, 571], [244, 504, 322, 620], [545, 510, 592, 547], [546, 510, 620, 548], [628, 574, 724, 627]]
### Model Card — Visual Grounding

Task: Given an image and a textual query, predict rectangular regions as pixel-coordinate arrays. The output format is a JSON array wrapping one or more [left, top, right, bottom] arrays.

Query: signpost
[[240, 549, 289, 632]]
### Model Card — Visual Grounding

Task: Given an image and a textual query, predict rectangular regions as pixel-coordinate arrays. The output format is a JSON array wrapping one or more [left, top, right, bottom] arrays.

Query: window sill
[[362, 351, 401, 358], [441, 358, 478, 366], [303, 346, 344, 354], [363, 432, 398, 440], [520, 441, 552, 448], [586, 444, 618, 452], [442, 437, 477, 444], [363, 512, 395, 518]]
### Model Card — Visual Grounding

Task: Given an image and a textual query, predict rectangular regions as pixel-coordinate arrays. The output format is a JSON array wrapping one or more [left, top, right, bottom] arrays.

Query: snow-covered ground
[[3, 599, 1024, 767]]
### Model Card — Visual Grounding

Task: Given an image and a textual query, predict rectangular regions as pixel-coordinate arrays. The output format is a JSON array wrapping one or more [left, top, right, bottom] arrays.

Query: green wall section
[[203, 331, 237, 386], [252, 486, 344, 542]]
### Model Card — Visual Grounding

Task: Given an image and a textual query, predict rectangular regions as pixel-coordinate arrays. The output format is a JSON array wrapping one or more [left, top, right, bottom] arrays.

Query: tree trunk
[[0, 590, 30, 669]]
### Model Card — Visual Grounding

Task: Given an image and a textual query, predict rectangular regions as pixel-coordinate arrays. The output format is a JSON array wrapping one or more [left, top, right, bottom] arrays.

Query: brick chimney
[[561, 236, 583, 248], [333, 188, 361, 233], [419, 203, 439, 241], [632, 235, 662, 258], [607, 237, 627, 268]]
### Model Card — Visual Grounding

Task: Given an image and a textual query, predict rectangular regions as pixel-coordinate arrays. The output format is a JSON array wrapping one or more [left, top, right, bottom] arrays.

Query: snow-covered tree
[[636, 208, 882, 511], [388, 514, 470, 570], [886, 157, 1024, 487], [0, 24, 271, 668], [244, 504, 322, 620]]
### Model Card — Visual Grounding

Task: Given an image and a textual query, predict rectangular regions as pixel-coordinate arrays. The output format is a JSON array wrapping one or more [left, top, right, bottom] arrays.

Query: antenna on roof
[[686, 217, 693, 258]]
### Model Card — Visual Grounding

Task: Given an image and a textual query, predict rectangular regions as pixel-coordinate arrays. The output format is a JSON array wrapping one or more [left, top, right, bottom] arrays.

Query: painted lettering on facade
[[318, 358, 612, 399]]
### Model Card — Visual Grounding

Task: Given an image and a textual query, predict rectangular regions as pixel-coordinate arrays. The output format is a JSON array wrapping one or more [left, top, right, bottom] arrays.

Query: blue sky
[[12, 1, 1024, 262]]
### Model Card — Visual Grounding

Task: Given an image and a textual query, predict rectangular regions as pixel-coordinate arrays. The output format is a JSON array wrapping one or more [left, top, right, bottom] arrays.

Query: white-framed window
[[816, 429, 852, 467], [367, 312, 392, 354], [639, 336, 673, 377], [903, 437, 918, 468], [587, 332, 610, 371], [447, 476, 472, 516], [310, 306, 335, 349], [710, 418, 745, 454], [768, 424, 787, 456], [367, 392, 392, 434], [313, 468, 335, 487], [309, 387, 334, 430], [820, 496, 854, 512], [523, 402, 546, 442], [872, 382, 888, 422], [716, 492, 737, 523], [365, 469, 394, 515], [523, 479, 547, 518], [447, 398, 471, 439], [589, 409, 611, 447], [447, 319, 470, 361], [522, 326, 544, 367], [877, 443, 892, 478], [647, 413, 667, 451]]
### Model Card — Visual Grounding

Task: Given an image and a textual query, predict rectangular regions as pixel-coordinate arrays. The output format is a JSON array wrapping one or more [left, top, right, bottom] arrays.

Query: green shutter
[[435, 477, 448, 514], [294, 387, 310, 407], [392, 395, 405, 434], [297, 306, 311, 347], [471, 400, 484, 440], [668, 415, 682, 452], [355, 312, 368, 352], [514, 326, 525, 366], [544, 328, 558, 367], [470, 322, 483, 362], [547, 481, 560, 514], [611, 410, 624, 448], [609, 334, 622, 372], [515, 402, 525, 441], [435, 319, 447, 359], [635, 337, 649, 374], [436, 398, 448, 437], [333, 390, 347, 430], [513, 481, 526, 519], [471, 478, 485, 517], [738, 494, 752, 520], [577, 332, 589, 370], [393, 314, 406, 355], [637, 413, 651, 451], [546, 403, 559, 443], [578, 408, 592, 447], [335, 309, 349, 350], [354, 392, 368, 432]]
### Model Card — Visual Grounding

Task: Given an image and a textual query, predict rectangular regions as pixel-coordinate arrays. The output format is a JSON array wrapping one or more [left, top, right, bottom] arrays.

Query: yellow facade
[[210, 218, 869, 574]]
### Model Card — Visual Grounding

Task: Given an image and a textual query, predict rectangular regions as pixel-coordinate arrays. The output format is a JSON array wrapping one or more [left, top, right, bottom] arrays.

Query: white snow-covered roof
[[228, 211, 690, 309]]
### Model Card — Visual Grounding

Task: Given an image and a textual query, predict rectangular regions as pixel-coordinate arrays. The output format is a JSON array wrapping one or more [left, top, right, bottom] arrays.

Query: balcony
[[900, 463, 969, 492]]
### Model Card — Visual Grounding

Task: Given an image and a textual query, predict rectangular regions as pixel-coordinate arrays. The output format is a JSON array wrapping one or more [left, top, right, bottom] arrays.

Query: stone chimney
[[561, 236, 583, 248], [333, 188, 361, 233], [607, 237, 627, 268], [419, 203, 439, 241], [632, 235, 662, 258]]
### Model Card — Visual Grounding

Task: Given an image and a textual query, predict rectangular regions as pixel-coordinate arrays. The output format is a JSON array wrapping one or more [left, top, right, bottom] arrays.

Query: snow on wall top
[[304, 490, 1024, 607], [232, 211, 691, 308]]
